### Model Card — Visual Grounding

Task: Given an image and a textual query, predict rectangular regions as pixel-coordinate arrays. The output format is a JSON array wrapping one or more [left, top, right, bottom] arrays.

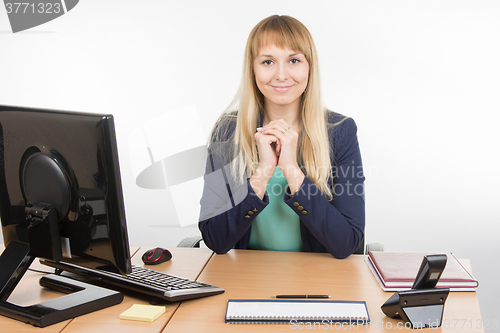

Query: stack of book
[[366, 252, 478, 291]]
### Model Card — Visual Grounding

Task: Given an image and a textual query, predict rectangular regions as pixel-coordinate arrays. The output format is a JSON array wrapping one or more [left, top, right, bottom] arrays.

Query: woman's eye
[[262, 60, 273, 65], [290, 58, 300, 64]]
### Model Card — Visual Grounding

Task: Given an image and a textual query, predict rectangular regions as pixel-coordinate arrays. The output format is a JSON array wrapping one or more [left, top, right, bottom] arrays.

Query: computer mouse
[[142, 247, 172, 265]]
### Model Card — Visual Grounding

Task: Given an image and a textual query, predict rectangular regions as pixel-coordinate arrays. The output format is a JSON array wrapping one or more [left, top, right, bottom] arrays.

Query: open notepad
[[225, 299, 370, 324]]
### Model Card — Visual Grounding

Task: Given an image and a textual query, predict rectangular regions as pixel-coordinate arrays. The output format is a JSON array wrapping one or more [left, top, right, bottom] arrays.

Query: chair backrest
[[179, 236, 380, 255], [177, 236, 202, 248]]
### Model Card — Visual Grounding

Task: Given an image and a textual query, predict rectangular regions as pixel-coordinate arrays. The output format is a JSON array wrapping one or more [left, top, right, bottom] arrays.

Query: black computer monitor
[[0, 105, 131, 326]]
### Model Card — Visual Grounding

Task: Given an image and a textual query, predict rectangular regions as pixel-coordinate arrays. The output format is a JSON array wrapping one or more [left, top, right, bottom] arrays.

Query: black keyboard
[[40, 260, 224, 303]]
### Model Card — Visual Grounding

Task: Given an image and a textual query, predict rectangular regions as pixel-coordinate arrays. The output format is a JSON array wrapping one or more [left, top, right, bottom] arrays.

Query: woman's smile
[[271, 85, 294, 92]]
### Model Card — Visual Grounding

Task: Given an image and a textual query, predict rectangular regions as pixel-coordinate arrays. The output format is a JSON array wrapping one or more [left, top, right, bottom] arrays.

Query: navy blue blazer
[[198, 111, 365, 259]]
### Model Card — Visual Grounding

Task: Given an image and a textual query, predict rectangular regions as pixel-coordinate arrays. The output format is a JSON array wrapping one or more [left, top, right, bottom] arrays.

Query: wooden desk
[[0, 245, 214, 333], [1, 246, 484, 332], [164, 250, 484, 332]]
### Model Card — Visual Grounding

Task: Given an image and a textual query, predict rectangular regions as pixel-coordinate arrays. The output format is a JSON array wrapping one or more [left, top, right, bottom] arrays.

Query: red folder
[[367, 252, 478, 291]]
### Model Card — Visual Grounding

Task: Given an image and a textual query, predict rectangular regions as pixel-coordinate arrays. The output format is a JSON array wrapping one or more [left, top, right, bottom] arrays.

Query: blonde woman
[[198, 15, 365, 259]]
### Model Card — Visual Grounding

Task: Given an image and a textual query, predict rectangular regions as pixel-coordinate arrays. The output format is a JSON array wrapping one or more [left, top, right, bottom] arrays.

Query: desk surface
[[1, 246, 484, 332], [165, 250, 484, 333]]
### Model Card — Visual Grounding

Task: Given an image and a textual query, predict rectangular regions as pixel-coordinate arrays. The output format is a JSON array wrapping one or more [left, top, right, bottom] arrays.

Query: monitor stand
[[0, 241, 124, 327]]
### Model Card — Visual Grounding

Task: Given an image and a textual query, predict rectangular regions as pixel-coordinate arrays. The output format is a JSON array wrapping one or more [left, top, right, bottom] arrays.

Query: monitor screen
[[0, 105, 131, 275]]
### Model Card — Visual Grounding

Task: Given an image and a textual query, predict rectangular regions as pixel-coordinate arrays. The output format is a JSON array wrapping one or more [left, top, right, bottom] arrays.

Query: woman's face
[[253, 44, 309, 111]]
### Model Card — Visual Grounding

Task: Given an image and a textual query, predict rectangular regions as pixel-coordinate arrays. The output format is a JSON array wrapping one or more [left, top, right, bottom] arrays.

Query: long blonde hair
[[212, 15, 335, 200]]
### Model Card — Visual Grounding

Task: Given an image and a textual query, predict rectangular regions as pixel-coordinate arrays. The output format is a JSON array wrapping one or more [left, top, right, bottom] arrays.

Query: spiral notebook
[[225, 299, 370, 324]]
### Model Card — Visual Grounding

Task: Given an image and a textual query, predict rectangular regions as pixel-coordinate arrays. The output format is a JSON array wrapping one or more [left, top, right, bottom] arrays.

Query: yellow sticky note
[[119, 304, 166, 322]]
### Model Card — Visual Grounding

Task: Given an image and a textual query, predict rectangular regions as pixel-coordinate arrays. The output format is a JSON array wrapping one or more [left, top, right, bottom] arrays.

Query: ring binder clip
[[381, 254, 449, 329]]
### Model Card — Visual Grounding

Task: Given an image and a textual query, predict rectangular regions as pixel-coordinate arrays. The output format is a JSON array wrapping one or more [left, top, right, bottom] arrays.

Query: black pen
[[273, 295, 330, 299]]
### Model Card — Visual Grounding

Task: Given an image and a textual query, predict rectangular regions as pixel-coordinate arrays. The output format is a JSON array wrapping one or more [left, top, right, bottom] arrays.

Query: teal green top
[[248, 166, 303, 252]]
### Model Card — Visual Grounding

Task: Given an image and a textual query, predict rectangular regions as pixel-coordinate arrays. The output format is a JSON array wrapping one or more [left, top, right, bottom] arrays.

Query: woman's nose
[[275, 64, 288, 81]]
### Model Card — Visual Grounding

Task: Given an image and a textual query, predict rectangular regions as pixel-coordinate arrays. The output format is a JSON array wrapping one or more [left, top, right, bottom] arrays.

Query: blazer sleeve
[[198, 139, 269, 254], [284, 117, 365, 259]]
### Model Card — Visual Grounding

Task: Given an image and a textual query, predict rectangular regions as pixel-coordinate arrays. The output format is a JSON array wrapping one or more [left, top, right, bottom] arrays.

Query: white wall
[[1, 0, 499, 330]]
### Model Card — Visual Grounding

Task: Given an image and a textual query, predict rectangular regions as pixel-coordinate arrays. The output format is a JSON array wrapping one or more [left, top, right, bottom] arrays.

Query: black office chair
[[177, 236, 203, 248], [178, 236, 383, 254], [355, 238, 384, 254]]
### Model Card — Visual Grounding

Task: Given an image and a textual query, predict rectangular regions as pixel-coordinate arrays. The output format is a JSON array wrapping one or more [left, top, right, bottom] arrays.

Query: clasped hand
[[254, 119, 304, 188]]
